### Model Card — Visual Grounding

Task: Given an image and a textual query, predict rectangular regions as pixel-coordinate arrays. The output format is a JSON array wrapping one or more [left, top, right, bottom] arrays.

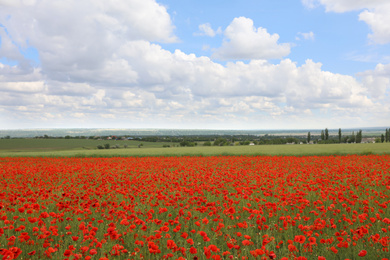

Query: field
[[1, 155, 390, 259], [0, 139, 177, 153], [0, 139, 389, 157]]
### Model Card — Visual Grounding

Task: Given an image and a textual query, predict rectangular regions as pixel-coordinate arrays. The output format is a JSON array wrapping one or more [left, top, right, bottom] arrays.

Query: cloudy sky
[[0, 0, 389, 130]]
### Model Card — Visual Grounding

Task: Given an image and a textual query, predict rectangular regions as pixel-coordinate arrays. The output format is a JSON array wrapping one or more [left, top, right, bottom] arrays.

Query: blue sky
[[0, 0, 389, 130], [159, 0, 381, 74]]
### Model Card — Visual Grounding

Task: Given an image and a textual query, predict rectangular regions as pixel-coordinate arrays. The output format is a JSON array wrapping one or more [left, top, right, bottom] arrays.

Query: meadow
[[0, 138, 389, 157], [1, 155, 389, 259], [0, 139, 176, 153], [1, 139, 390, 259]]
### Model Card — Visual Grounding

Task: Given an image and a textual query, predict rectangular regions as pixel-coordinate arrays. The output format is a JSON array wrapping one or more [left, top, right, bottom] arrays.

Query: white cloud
[[0, 81, 45, 93], [194, 23, 221, 37], [358, 63, 390, 99], [0, 0, 177, 83], [296, 31, 315, 41], [359, 6, 390, 44], [302, 0, 390, 44], [2, 45, 385, 128], [212, 17, 291, 60], [301, 0, 385, 12]]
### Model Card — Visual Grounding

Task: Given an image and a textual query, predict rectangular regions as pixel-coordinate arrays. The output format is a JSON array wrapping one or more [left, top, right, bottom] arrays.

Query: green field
[[0, 138, 389, 157]]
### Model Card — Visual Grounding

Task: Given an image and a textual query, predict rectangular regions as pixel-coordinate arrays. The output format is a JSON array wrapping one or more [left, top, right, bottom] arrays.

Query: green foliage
[[213, 137, 230, 146], [104, 143, 110, 149], [356, 130, 363, 143], [203, 141, 212, 146], [307, 132, 311, 143], [338, 128, 342, 143], [350, 131, 356, 143], [180, 140, 196, 147]]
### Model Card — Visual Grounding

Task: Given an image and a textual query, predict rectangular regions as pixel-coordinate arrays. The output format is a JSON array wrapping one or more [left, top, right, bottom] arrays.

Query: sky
[[0, 0, 389, 130]]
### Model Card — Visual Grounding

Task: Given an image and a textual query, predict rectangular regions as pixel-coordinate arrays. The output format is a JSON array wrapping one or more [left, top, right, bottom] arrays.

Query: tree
[[338, 128, 342, 143], [386, 128, 389, 142], [325, 128, 329, 140], [203, 141, 212, 146], [381, 134, 385, 143], [350, 131, 356, 143], [321, 130, 325, 141], [356, 130, 362, 143], [307, 132, 311, 143]]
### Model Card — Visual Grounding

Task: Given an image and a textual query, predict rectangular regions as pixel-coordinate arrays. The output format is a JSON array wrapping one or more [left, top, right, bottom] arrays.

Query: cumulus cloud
[[302, 0, 390, 44], [194, 23, 222, 37], [358, 63, 390, 99], [0, 0, 177, 83], [212, 17, 291, 60], [1, 42, 385, 128], [359, 6, 390, 44]]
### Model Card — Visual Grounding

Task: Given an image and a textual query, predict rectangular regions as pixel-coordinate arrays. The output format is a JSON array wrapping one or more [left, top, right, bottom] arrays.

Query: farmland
[[1, 155, 390, 259], [0, 138, 389, 157], [0, 139, 178, 153]]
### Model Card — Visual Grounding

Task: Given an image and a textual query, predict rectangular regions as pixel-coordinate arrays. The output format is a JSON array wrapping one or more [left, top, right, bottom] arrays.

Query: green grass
[[0, 138, 178, 152], [0, 140, 389, 157]]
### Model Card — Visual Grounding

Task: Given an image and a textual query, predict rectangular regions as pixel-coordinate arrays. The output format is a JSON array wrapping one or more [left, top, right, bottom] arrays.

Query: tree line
[[310, 128, 363, 144], [381, 128, 390, 143], [308, 128, 390, 144]]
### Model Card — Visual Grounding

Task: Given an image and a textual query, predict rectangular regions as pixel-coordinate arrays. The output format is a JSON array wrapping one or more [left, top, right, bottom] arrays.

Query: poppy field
[[1, 155, 390, 260]]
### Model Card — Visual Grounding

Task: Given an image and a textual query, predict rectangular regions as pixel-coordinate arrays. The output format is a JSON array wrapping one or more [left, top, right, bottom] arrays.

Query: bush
[[97, 145, 104, 149], [104, 143, 110, 149]]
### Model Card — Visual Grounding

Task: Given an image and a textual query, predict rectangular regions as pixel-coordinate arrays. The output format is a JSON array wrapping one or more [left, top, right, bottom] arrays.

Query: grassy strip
[[0, 138, 178, 151], [0, 142, 389, 157]]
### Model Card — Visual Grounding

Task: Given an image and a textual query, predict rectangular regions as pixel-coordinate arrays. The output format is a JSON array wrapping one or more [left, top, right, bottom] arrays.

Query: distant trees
[[180, 140, 196, 147], [213, 138, 230, 146], [338, 128, 341, 143], [350, 131, 356, 143], [356, 130, 362, 143], [381, 134, 385, 143], [97, 143, 111, 149], [307, 132, 311, 143], [386, 128, 389, 142], [203, 141, 212, 146], [316, 128, 364, 144]]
